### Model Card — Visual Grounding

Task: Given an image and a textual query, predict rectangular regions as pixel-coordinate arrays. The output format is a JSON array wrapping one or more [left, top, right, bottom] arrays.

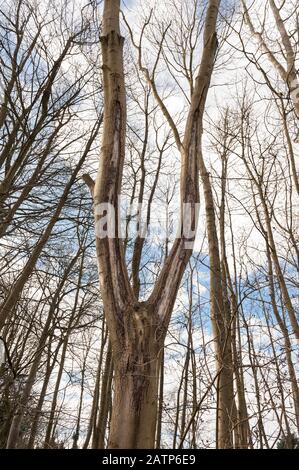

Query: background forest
[[0, 0, 298, 449]]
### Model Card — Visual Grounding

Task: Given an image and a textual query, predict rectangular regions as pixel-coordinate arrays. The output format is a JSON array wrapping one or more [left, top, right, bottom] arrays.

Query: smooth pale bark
[[268, 0, 299, 117], [90, 0, 221, 448]]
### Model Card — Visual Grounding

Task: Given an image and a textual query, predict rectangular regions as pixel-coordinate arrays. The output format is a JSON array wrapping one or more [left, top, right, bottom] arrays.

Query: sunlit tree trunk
[[89, 0, 221, 448]]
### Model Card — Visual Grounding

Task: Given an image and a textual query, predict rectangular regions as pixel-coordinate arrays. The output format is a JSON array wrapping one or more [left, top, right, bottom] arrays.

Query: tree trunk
[[108, 308, 160, 449], [84, 321, 108, 449], [155, 349, 164, 449], [90, 0, 221, 448], [93, 341, 113, 449]]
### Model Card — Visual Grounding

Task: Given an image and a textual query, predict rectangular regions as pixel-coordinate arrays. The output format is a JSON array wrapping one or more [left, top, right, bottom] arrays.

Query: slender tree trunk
[[93, 341, 113, 449], [44, 334, 69, 448], [27, 339, 62, 448], [205, 129, 234, 448], [72, 359, 87, 449], [6, 249, 82, 448], [84, 322, 108, 449], [265, 244, 299, 433], [155, 349, 164, 449], [243, 315, 269, 449]]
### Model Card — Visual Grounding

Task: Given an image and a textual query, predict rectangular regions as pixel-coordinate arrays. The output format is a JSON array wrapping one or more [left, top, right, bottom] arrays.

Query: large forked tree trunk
[[89, 0, 221, 448]]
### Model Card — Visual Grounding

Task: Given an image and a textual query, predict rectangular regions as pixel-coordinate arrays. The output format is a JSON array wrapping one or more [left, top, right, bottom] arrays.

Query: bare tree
[[83, 0, 221, 448]]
